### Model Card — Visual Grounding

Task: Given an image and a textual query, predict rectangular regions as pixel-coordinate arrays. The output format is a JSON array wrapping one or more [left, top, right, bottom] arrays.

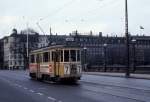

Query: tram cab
[[29, 44, 82, 82]]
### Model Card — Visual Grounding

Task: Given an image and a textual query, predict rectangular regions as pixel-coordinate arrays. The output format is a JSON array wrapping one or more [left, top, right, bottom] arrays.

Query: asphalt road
[[0, 70, 150, 102]]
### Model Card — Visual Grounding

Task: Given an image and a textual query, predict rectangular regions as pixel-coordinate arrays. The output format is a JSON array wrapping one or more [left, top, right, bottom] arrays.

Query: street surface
[[0, 70, 150, 102]]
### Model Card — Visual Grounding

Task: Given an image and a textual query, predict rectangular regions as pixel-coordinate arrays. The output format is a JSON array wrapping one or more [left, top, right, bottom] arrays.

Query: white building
[[3, 29, 39, 70], [3, 35, 24, 69]]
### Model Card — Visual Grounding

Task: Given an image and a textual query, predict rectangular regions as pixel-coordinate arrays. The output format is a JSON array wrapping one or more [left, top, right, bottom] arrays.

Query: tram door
[[36, 54, 40, 78], [53, 50, 60, 77]]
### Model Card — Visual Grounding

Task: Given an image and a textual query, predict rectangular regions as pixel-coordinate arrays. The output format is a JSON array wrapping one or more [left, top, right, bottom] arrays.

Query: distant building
[[38, 35, 49, 48], [69, 32, 150, 72], [0, 39, 4, 69], [2, 29, 39, 70], [0, 29, 150, 73]]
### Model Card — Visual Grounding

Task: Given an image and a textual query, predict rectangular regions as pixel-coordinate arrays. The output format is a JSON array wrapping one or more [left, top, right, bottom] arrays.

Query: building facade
[[0, 39, 4, 69], [1, 29, 150, 73], [2, 29, 39, 69]]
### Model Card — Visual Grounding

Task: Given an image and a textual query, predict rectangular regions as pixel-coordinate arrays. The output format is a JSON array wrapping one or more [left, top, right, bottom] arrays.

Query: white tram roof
[[30, 45, 81, 54]]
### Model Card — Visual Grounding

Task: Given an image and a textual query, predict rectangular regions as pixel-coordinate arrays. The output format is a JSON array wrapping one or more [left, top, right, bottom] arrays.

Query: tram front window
[[77, 50, 80, 61], [64, 50, 80, 62], [30, 55, 35, 63], [70, 50, 76, 61], [64, 50, 69, 62]]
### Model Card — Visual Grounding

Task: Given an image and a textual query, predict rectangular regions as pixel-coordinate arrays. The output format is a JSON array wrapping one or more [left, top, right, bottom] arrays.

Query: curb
[[83, 72, 150, 80]]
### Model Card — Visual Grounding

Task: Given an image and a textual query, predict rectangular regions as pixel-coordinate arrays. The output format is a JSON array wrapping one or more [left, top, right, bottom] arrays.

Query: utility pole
[[125, 0, 130, 77], [26, 22, 29, 70]]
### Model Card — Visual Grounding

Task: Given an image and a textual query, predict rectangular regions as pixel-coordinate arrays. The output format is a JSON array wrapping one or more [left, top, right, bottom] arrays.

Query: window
[[10, 61, 12, 65], [43, 52, 49, 62], [77, 50, 80, 61], [52, 51, 55, 61], [60, 50, 63, 62], [36, 54, 40, 63], [30, 55, 35, 63], [70, 50, 76, 61], [19, 61, 21, 65], [64, 50, 69, 62], [52, 51, 60, 62]]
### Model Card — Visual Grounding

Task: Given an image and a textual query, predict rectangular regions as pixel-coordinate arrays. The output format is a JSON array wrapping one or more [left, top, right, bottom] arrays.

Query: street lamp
[[103, 44, 107, 72], [132, 39, 136, 73], [26, 23, 29, 70], [125, 0, 130, 78], [83, 47, 87, 71]]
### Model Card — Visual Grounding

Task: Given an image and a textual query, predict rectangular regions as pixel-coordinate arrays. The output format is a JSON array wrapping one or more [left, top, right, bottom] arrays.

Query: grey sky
[[0, 0, 149, 38]]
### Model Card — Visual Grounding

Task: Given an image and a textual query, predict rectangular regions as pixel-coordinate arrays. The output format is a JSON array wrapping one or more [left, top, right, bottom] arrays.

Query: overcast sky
[[0, 0, 149, 38]]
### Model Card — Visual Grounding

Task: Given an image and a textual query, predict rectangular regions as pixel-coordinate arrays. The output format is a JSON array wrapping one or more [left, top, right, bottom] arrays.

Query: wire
[[36, 0, 77, 35], [38, 0, 76, 22], [87, 0, 120, 14], [64, 0, 120, 23], [36, 22, 46, 35]]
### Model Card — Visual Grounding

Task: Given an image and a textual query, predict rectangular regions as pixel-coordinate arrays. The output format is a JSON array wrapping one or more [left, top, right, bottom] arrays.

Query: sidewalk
[[83, 72, 150, 80]]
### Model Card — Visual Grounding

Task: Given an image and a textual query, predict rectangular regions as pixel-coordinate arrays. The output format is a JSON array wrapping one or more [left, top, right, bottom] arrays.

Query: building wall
[[2, 32, 39, 70], [1, 31, 150, 72], [0, 40, 4, 69]]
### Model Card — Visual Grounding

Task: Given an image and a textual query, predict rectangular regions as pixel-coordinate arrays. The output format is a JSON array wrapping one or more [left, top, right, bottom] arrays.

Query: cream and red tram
[[29, 45, 82, 82]]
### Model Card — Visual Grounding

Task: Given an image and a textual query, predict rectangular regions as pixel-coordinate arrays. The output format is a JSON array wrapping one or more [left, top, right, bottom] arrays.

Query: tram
[[29, 44, 82, 82]]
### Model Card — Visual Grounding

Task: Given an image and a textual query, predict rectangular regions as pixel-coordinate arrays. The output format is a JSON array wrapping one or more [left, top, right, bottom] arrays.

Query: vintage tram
[[29, 44, 82, 82]]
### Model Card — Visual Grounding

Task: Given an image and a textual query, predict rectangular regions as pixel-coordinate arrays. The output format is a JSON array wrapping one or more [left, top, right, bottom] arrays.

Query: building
[[70, 32, 150, 73], [0, 39, 4, 69], [2, 29, 39, 70], [1, 29, 150, 73]]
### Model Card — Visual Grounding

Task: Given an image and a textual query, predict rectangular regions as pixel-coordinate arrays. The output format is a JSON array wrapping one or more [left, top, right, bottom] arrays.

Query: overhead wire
[[36, 0, 120, 34], [38, 0, 76, 22], [64, 0, 120, 23], [36, 0, 77, 35], [83, 0, 120, 16]]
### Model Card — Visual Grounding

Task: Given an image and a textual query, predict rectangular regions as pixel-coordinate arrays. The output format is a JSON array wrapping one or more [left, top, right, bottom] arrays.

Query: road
[[0, 70, 150, 102]]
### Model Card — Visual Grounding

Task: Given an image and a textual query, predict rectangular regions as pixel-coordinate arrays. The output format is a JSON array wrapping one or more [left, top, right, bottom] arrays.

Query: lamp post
[[132, 39, 136, 73], [83, 47, 87, 71], [26, 23, 29, 70], [103, 44, 107, 72], [125, 0, 130, 77]]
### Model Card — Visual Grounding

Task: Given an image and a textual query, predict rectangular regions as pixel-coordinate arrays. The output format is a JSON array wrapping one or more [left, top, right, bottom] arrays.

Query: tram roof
[[30, 44, 81, 53]]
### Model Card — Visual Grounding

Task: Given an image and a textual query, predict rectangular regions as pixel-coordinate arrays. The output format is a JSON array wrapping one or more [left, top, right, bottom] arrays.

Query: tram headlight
[[64, 64, 70, 75]]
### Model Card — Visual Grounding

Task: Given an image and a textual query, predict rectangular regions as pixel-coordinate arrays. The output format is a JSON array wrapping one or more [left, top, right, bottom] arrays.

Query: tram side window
[[64, 50, 69, 62], [36, 54, 39, 63], [43, 52, 49, 62], [30, 55, 35, 63], [38, 54, 42, 63], [70, 50, 76, 61], [60, 50, 63, 62], [52, 51, 55, 61], [52, 51, 60, 62], [77, 50, 80, 61]]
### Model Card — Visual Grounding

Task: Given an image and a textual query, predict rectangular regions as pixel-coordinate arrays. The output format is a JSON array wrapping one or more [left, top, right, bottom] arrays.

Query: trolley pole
[[125, 0, 130, 78]]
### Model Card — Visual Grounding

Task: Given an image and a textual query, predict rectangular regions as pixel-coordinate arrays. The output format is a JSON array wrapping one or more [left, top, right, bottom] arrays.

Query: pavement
[[83, 72, 150, 80]]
